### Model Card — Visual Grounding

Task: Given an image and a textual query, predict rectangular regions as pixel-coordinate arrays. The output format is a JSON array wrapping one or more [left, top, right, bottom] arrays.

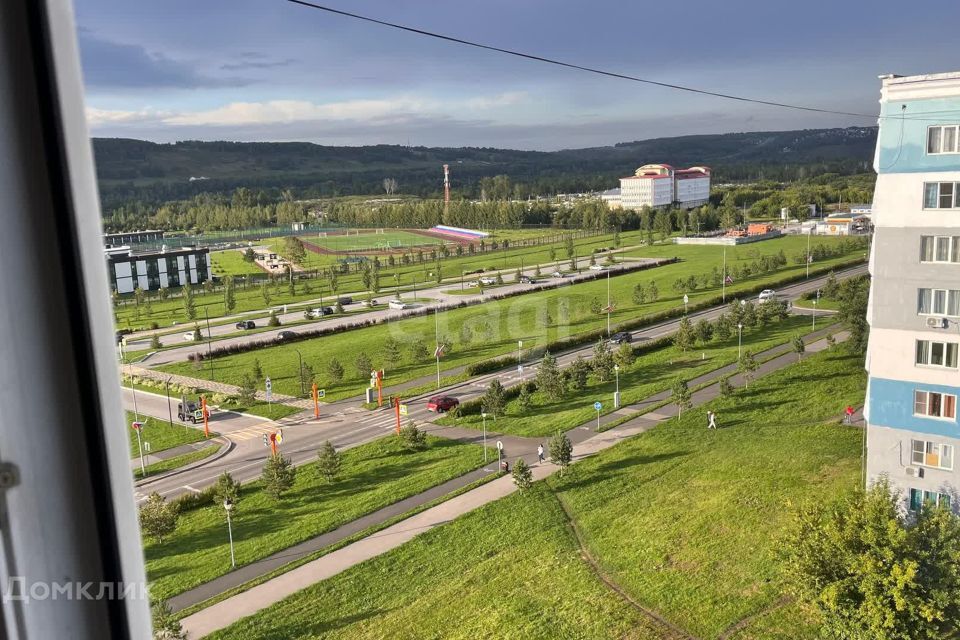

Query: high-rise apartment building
[[617, 164, 710, 210], [866, 72, 960, 513]]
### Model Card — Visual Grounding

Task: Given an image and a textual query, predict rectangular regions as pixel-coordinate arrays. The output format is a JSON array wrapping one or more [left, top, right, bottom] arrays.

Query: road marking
[[183, 485, 201, 494]]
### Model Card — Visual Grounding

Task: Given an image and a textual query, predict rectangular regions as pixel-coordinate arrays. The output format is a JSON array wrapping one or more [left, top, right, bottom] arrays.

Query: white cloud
[[85, 92, 530, 129]]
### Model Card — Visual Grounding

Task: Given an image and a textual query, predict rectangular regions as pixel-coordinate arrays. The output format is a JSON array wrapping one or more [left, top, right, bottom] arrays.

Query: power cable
[[283, 0, 960, 123]]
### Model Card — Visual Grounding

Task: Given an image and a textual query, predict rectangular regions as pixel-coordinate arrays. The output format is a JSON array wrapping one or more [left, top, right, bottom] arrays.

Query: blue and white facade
[[866, 72, 960, 513]]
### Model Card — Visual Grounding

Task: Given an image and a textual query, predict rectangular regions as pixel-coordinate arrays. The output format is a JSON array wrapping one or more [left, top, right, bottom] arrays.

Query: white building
[[617, 164, 710, 210], [866, 71, 960, 515]]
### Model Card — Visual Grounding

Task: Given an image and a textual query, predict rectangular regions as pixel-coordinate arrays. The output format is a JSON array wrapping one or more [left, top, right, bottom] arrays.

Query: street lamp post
[[164, 375, 175, 431], [737, 323, 743, 359], [806, 229, 812, 279], [722, 246, 727, 303], [205, 307, 215, 382], [481, 412, 488, 462], [394, 273, 400, 299], [224, 499, 236, 569], [434, 308, 441, 388], [812, 298, 817, 331], [614, 364, 620, 409], [517, 340, 523, 373], [294, 348, 304, 397]]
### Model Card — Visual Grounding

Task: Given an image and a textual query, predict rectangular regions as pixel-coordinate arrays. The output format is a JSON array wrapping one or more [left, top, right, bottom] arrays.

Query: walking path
[[180, 328, 849, 638]]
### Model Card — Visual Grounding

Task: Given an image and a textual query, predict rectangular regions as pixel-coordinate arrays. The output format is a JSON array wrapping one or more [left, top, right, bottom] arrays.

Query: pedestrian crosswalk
[[228, 424, 283, 441]]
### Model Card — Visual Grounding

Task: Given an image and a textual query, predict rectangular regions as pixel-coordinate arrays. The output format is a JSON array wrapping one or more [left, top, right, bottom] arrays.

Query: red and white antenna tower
[[442, 164, 450, 204]]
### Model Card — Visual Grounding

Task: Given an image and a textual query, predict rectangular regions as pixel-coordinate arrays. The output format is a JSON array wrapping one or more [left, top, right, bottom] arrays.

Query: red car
[[426, 395, 459, 413]]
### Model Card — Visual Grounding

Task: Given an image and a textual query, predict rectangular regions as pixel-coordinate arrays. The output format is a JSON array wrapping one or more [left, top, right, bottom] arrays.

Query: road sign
[[263, 434, 268, 446], [131, 421, 143, 431], [265, 377, 272, 391], [317, 389, 325, 398], [275, 429, 283, 444], [496, 441, 504, 451], [399, 403, 408, 416], [593, 401, 602, 411], [144, 442, 151, 453]]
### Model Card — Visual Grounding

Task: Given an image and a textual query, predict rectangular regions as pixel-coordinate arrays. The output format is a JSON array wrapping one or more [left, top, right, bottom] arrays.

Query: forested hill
[[92, 126, 876, 209]]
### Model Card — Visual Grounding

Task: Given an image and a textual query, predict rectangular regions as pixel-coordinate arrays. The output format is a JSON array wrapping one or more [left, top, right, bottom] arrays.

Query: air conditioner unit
[[906, 466, 925, 478], [926, 317, 948, 329]]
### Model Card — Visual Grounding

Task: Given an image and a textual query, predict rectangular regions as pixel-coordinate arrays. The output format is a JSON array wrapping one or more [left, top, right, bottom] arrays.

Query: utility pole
[[204, 307, 215, 381], [722, 245, 727, 303]]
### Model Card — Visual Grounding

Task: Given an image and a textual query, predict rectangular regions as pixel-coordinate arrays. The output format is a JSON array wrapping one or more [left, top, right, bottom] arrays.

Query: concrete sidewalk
[[181, 330, 848, 638]]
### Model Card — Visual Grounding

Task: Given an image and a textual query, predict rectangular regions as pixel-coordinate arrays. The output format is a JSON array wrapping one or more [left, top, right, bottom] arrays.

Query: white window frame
[[916, 339, 960, 369], [911, 438, 955, 470], [909, 487, 953, 512], [920, 236, 960, 264], [917, 288, 960, 316], [923, 182, 960, 209], [914, 389, 958, 420], [927, 125, 960, 155]]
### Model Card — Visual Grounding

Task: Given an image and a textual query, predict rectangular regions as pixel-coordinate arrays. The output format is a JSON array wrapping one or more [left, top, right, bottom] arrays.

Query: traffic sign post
[[594, 401, 602, 432], [497, 440, 504, 470], [201, 395, 210, 438], [312, 382, 319, 419], [265, 377, 273, 408], [393, 397, 402, 435]]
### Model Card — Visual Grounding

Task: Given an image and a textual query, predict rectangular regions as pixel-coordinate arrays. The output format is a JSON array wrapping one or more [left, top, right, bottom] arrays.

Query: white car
[[388, 299, 411, 310], [479, 276, 497, 285], [589, 264, 605, 271], [467, 280, 480, 287], [758, 289, 777, 303], [551, 271, 565, 278], [183, 331, 198, 342]]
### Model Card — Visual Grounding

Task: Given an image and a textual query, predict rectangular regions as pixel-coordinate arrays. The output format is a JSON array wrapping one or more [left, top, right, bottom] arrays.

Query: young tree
[[591, 339, 615, 382], [512, 458, 533, 493], [648, 280, 659, 302], [410, 339, 430, 362], [459, 324, 473, 346], [334, 300, 344, 315], [261, 454, 296, 500], [481, 379, 507, 417], [224, 276, 236, 314], [243, 247, 256, 263], [719, 377, 734, 398], [694, 319, 714, 345], [299, 362, 315, 390], [182, 285, 196, 320], [671, 378, 691, 417], [383, 337, 403, 365], [589, 297, 603, 315], [261, 282, 271, 306], [535, 351, 565, 401], [673, 317, 695, 352], [564, 355, 591, 392], [151, 600, 187, 640], [238, 373, 257, 405], [355, 352, 373, 379], [326, 357, 345, 382], [139, 492, 178, 544], [782, 479, 960, 640], [614, 342, 636, 368], [516, 383, 534, 411], [738, 351, 758, 388], [548, 431, 573, 476], [267, 310, 281, 327], [213, 472, 240, 511], [316, 441, 341, 483], [714, 313, 733, 341], [792, 334, 805, 362], [632, 283, 646, 305], [150, 334, 162, 350], [495, 272, 504, 285], [564, 234, 575, 259], [250, 358, 263, 381], [399, 421, 428, 450]]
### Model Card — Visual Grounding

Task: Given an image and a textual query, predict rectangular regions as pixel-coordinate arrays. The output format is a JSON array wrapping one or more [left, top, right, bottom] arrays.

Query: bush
[[398, 422, 428, 450]]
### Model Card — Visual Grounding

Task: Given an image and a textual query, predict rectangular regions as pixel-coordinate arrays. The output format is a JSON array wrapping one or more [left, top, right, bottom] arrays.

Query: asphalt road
[[126, 264, 866, 503]]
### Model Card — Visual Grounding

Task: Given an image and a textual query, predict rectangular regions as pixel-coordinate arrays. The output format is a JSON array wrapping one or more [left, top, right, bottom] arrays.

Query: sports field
[[306, 230, 443, 252]]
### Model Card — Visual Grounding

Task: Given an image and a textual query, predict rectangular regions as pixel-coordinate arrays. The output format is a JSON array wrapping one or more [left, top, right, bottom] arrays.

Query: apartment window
[[914, 390, 958, 419], [928, 125, 960, 154], [918, 288, 960, 316], [910, 488, 952, 511], [911, 439, 954, 470], [923, 182, 960, 209], [920, 236, 960, 263], [916, 340, 960, 368]]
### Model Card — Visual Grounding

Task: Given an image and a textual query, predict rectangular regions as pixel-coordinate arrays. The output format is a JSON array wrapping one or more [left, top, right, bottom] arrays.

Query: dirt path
[[552, 491, 700, 640], [716, 596, 793, 640]]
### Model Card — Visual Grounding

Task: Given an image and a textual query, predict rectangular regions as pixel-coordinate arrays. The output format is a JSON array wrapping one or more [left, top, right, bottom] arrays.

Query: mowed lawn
[[440, 314, 834, 437], [160, 235, 863, 401], [145, 435, 490, 601], [305, 230, 443, 251], [125, 411, 206, 457], [208, 349, 864, 640], [209, 249, 264, 278]]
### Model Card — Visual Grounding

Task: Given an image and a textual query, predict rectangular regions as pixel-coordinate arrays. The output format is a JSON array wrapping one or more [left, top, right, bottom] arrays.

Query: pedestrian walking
[[537, 443, 545, 463], [707, 411, 717, 430], [844, 405, 855, 425]]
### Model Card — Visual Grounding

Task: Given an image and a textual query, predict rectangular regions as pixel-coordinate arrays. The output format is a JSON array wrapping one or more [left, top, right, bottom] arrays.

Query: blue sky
[[76, 0, 960, 150]]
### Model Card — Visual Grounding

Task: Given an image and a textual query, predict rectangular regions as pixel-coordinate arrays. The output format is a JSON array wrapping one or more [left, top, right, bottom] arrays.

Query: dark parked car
[[337, 296, 353, 305], [236, 320, 256, 330], [519, 275, 532, 284], [426, 396, 460, 413], [275, 330, 298, 342], [609, 331, 632, 344]]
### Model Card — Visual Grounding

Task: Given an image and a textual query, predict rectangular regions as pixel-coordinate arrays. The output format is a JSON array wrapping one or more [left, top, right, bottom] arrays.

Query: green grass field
[[125, 411, 206, 457], [160, 235, 863, 401], [145, 435, 491, 601], [134, 445, 219, 480], [439, 314, 834, 437], [208, 348, 864, 640], [113, 231, 628, 330], [209, 249, 264, 278]]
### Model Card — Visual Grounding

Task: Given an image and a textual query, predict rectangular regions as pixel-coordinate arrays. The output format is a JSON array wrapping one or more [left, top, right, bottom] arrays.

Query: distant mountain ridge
[[92, 126, 877, 208]]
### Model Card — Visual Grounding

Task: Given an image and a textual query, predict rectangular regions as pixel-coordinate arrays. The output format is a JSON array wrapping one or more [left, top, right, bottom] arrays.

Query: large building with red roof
[[615, 164, 711, 210]]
